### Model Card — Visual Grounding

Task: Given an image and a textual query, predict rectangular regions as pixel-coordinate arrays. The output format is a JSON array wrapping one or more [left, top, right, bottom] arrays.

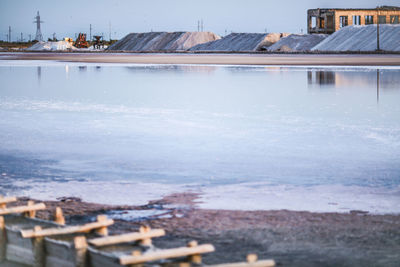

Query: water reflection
[[124, 65, 216, 74], [37, 66, 41, 84], [308, 71, 335, 86], [308, 69, 400, 91]]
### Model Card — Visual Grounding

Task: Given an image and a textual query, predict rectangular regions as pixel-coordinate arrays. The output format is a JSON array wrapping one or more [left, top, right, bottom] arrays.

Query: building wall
[[308, 8, 400, 34], [334, 10, 400, 31]]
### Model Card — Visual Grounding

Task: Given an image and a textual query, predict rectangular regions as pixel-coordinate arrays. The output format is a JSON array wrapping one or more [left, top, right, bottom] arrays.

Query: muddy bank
[[11, 193, 400, 267], [1, 52, 400, 66]]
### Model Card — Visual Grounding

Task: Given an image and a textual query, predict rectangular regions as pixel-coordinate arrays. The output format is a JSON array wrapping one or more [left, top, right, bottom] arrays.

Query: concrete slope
[[267, 34, 328, 52], [108, 32, 220, 51], [312, 24, 400, 52], [189, 33, 288, 52]]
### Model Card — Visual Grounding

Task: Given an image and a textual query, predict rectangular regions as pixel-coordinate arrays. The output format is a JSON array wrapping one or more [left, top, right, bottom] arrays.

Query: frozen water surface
[[0, 60, 399, 213]]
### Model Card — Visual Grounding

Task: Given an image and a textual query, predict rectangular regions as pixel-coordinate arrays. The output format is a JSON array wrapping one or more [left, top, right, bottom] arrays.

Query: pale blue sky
[[0, 0, 398, 41]]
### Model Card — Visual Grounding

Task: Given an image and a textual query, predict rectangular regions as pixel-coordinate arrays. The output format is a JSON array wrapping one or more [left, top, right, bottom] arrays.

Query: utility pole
[[20, 32, 23, 42], [201, 19, 204, 32], [33, 11, 44, 41], [8, 26, 11, 42], [376, 6, 380, 51], [29, 34, 32, 42], [109, 21, 111, 41], [90, 24, 92, 41], [197, 20, 200, 32]]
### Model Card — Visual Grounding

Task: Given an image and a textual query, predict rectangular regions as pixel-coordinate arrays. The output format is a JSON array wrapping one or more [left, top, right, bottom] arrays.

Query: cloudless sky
[[0, 0, 398, 41]]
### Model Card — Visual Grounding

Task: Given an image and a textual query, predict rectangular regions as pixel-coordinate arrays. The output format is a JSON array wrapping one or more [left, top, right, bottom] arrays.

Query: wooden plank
[[88, 248, 123, 267], [205, 259, 276, 267], [0, 196, 17, 208], [46, 255, 75, 267], [119, 244, 215, 265], [20, 217, 114, 238], [6, 227, 34, 249], [45, 238, 73, 261], [5, 244, 34, 265], [89, 229, 165, 247], [0, 203, 46, 216]]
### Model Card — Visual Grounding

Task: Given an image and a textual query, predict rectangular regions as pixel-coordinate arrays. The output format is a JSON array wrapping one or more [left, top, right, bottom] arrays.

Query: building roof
[[308, 6, 400, 12]]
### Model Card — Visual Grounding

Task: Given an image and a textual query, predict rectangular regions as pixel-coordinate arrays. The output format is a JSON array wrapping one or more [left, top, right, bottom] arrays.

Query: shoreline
[[1, 52, 400, 66], [11, 193, 400, 266]]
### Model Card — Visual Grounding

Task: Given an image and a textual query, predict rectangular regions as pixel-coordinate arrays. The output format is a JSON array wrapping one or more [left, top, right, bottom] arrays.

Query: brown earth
[[11, 193, 400, 267], [1, 52, 400, 66]]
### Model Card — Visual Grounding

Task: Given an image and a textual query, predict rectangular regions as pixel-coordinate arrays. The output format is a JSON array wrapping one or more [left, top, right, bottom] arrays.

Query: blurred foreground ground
[[13, 193, 400, 267]]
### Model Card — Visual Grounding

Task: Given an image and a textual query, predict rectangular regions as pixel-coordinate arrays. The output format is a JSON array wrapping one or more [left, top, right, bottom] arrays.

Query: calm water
[[1, 61, 399, 212]]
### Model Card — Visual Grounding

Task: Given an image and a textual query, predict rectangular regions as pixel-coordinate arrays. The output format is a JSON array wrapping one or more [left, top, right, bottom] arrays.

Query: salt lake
[[0, 60, 399, 213]]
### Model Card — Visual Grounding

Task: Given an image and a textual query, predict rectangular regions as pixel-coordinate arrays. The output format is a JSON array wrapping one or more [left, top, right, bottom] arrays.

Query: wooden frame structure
[[0, 196, 275, 267]]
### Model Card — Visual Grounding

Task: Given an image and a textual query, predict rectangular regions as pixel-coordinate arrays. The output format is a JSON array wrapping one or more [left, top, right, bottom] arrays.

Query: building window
[[339, 16, 348, 28], [378, 15, 387, 24], [311, 16, 317, 28], [390, 15, 399, 24], [365, 15, 374, 24], [353, 15, 361, 25], [320, 18, 325, 28]]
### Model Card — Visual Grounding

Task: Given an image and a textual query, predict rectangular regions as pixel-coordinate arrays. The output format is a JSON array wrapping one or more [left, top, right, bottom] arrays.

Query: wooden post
[[32, 226, 45, 267], [187, 240, 201, 264], [95, 215, 109, 236], [74, 236, 88, 267], [0, 216, 5, 262], [130, 250, 143, 267], [139, 225, 152, 246], [54, 207, 65, 225], [0, 196, 5, 209], [25, 201, 36, 218], [247, 254, 258, 263]]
